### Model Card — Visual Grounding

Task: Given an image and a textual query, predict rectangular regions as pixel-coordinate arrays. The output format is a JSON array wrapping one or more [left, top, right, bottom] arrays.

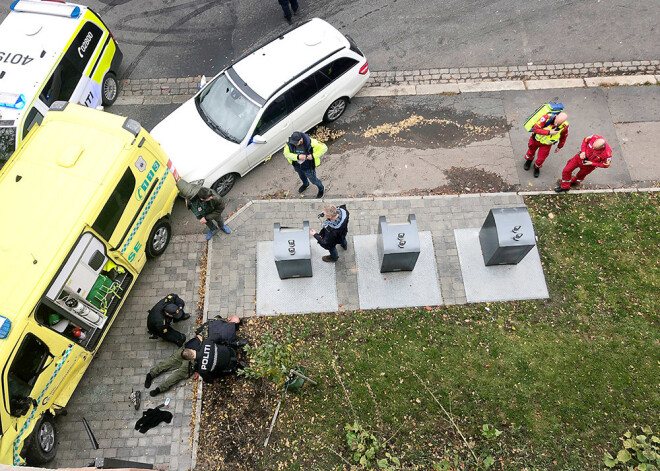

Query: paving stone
[[50, 237, 204, 469]]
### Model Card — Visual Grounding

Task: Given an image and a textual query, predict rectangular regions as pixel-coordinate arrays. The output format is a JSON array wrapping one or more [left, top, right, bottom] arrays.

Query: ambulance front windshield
[[0, 127, 16, 165]]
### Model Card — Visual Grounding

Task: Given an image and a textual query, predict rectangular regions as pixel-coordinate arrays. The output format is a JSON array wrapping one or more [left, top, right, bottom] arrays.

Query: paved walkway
[[50, 234, 206, 470], [207, 193, 524, 318]]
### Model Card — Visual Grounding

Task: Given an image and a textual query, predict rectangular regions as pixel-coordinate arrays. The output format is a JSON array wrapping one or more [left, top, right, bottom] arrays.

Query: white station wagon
[[151, 18, 369, 195]]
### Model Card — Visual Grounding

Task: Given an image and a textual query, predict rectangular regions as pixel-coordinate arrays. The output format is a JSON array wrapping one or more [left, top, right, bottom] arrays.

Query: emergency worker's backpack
[[524, 103, 564, 131]]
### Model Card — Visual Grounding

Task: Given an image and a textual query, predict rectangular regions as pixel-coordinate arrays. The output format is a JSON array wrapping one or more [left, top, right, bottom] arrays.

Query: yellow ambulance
[[0, 102, 179, 465], [0, 0, 123, 168]]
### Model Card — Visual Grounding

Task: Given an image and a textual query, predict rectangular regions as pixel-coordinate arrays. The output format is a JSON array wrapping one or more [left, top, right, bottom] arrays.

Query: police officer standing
[[146, 294, 190, 347]]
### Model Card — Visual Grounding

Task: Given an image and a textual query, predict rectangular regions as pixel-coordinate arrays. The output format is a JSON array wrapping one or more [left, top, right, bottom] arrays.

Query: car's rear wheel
[[212, 173, 238, 196], [323, 97, 348, 122], [24, 415, 57, 465], [146, 219, 171, 258], [102, 72, 119, 106]]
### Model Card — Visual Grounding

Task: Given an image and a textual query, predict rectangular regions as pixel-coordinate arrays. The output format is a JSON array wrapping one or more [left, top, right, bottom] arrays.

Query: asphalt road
[[2, 0, 659, 78]]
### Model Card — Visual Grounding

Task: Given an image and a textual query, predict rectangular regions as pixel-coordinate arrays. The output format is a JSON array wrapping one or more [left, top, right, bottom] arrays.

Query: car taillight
[[167, 159, 179, 182], [359, 61, 369, 75]]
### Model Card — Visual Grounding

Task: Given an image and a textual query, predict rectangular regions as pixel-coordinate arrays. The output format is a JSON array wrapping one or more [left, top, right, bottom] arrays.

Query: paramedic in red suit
[[555, 135, 612, 192], [524, 112, 569, 178]]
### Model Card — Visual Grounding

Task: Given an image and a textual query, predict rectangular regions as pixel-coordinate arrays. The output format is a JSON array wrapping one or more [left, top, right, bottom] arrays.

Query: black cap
[[288, 131, 303, 147], [164, 303, 182, 319]]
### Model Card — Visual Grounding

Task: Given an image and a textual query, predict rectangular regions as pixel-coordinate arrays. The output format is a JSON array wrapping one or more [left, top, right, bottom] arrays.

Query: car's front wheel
[[102, 72, 119, 106], [146, 219, 171, 258], [212, 173, 238, 197], [323, 97, 348, 122], [24, 415, 57, 465]]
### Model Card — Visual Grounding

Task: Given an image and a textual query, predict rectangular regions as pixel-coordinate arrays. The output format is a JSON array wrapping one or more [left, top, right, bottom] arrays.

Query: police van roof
[[231, 18, 349, 102], [0, 1, 88, 121], [0, 104, 136, 323]]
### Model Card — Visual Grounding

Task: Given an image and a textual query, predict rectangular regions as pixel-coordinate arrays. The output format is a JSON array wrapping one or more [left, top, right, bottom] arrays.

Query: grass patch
[[198, 192, 659, 470]]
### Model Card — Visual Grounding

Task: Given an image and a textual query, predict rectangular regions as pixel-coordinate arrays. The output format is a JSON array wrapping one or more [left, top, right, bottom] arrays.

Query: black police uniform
[[147, 294, 187, 347]]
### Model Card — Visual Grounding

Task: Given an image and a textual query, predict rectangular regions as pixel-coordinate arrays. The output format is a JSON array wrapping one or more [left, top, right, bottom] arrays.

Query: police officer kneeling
[[147, 293, 190, 347]]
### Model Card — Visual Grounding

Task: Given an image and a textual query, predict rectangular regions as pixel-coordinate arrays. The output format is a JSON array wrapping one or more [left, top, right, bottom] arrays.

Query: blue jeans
[[294, 166, 324, 192], [328, 237, 348, 260], [278, 0, 298, 19]]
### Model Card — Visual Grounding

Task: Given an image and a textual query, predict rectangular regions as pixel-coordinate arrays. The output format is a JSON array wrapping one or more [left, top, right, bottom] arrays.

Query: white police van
[[0, 0, 123, 167]]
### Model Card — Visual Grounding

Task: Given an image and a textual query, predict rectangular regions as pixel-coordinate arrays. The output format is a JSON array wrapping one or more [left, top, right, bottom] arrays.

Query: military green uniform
[[148, 346, 196, 392]]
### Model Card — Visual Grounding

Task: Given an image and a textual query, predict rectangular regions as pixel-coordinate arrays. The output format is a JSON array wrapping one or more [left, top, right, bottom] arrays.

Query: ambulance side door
[[93, 148, 164, 271]]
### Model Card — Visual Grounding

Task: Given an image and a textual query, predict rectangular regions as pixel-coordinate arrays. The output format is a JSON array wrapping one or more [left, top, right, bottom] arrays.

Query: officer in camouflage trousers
[[144, 316, 245, 396]]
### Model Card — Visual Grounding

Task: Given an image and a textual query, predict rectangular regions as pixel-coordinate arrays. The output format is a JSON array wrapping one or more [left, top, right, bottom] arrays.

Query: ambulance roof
[[231, 18, 349, 101], [0, 104, 137, 322], [0, 1, 88, 122]]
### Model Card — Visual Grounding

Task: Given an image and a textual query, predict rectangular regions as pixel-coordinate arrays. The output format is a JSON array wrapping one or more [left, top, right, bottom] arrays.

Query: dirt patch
[[195, 317, 281, 470], [325, 97, 511, 152], [405, 166, 516, 195]]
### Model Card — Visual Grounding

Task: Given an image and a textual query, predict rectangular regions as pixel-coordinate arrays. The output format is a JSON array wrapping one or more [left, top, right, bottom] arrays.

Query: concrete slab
[[604, 86, 660, 123], [524, 78, 585, 90], [355, 85, 417, 97], [114, 95, 145, 106], [256, 241, 339, 315], [614, 122, 660, 182], [502, 87, 633, 190], [416, 83, 460, 95], [585, 75, 657, 87], [353, 232, 443, 310], [454, 228, 548, 303], [459, 80, 525, 93]]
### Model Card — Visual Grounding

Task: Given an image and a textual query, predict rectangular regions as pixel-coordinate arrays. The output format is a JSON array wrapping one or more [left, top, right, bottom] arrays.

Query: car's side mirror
[[251, 135, 267, 144]]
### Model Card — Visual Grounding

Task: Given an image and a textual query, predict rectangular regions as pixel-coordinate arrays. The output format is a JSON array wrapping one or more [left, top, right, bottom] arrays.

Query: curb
[[115, 60, 659, 105]]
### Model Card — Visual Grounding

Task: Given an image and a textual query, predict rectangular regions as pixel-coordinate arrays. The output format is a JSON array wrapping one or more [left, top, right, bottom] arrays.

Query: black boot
[[149, 387, 161, 397], [554, 186, 569, 193], [533, 166, 540, 178], [523, 159, 532, 171], [144, 373, 153, 388], [298, 184, 309, 193]]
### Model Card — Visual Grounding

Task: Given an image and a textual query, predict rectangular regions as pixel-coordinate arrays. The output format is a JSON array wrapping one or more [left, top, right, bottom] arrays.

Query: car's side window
[[92, 169, 136, 241], [253, 94, 288, 136], [316, 57, 359, 90], [22, 108, 44, 139], [285, 75, 319, 112], [7, 333, 51, 416]]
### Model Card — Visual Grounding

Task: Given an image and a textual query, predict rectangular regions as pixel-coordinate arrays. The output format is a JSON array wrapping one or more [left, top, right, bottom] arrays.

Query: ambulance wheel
[[323, 97, 348, 122], [147, 219, 171, 258], [24, 415, 57, 465], [102, 72, 119, 106], [212, 173, 238, 197]]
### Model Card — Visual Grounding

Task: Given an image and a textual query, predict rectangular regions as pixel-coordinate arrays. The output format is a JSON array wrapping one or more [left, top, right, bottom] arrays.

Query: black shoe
[[533, 166, 540, 178], [341, 244, 347, 250], [554, 186, 569, 193], [316, 189, 324, 199], [144, 374, 153, 389], [149, 388, 161, 397], [285, 17, 292, 24], [129, 390, 141, 411], [570, 181, 580, 187], [293, 9, 298, 15], [298, 184, 309, 193], [523, 159, 532, 171], [322, 255, 337, 262], [234, 339, 249, 348]]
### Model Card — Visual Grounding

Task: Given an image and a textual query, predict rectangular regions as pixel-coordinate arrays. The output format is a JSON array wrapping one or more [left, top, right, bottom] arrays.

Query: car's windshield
[[195, 73, 259, 143], [0, 127, 16, 166]]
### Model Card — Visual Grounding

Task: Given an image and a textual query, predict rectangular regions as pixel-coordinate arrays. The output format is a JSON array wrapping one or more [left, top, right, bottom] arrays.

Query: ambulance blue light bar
[[0, 93, 26, 110], [0, 316, 11, 339], [10, 0, 81, 19]]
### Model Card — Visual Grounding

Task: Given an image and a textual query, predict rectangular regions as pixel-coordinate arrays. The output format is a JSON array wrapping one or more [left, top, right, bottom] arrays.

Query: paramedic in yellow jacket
[[284, 131, 327, 198], [524, 111, 569, 178]]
